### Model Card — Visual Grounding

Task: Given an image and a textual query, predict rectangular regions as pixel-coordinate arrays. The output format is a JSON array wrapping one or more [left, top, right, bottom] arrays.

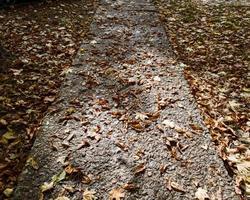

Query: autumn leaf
[[26, 156, 39, 170], [40, 170, 66, 192], [129, 121, 144, 132], [135, 112, 148, 121], [134, 163, 146, 175], [166, 178, 186, 193], [40, 181, 54, 193], [3, 188, 13, 197], [195, 187, 209, 200], [123, 183, 138, 191], [83, 189, 97, 200], [109, 188, 125, 200], [55, 196, 70, 200], [162, 119, 175, 129], [0, 129, 16, 144]]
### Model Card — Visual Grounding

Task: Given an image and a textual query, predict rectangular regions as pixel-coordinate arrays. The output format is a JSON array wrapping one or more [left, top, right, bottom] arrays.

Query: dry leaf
[[171, 181, 186, 192], [55, 196, 70, 200], [134, 163, 146, 175], [135, 112, 148, 121], [153, 76, 161, 82], [166, 178, 186, 193], [195, 187, 209, 200], [26, 156, 39, 170], [82, 175, 92, 184], [3, 188, 13, 197], [115, 141, 128, 151], [77, 140, 90, 149], [123, 183, 138, 191], [83, 189, 97, 200], [65, 165, 78, 174], [129, 121, 144, 132], [40, 181, 54, 192], [162, 119, 175, 129], [109, 188, 125, 200], [160, 164, 167, 174]]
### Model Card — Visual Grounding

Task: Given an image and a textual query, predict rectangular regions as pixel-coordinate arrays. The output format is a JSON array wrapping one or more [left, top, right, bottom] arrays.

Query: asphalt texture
[[14, 0, 239, 199]]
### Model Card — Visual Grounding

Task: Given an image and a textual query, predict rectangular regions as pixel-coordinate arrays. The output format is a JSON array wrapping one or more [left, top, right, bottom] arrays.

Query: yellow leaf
[[26, 156, 39, 170], [40, 181, 54, 192], [0, 129, 16, 144], [3, 188, 13, 197]]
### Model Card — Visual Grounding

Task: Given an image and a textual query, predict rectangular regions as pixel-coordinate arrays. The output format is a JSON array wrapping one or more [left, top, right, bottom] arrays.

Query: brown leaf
[[134, 163, 146, 175], [159, 164, 167, 174], [65, 165, 78, 174], [189, 123, 203, 132], [170, 181, 186, 193], [129, 121, 144, 132], [77, 140, 90, 149], [123, 183, 138, 191], [44, 96, 56, 103], [166, 178, 186, 193], [82, 175, 92, 185], [115, 141, 128, 151]]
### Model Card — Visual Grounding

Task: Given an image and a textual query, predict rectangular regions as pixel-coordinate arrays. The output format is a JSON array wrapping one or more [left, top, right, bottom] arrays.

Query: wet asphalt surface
[[14, 0, 239, 199]]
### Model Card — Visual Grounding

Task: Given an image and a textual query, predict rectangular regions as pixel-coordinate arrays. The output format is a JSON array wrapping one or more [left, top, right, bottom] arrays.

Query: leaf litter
[[0, 0, 97, 197], [2, 0, 247, 199], [155, 0, 249, 197]]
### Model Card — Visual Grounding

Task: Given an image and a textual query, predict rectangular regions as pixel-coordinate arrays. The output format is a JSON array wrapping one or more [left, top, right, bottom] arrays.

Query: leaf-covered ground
[[154, 0, 249, 197], [0, 0, 97, 197]]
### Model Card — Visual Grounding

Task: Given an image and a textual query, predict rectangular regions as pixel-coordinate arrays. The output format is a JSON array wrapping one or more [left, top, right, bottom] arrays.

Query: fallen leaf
[[123, 183, 138, 191], [44, 96, 56, 103], [40, 169, 67, 192], [189, 123, 203, 132], [77, 140, 90, 149], [0, 118, 7, 126], [3, 188, 13, 197], [53, 170, 66, 183], [65, 165, 78, 174], [109, 188, 125, 200], [26, 156, 39, 170], [134, 163, 146, 175], [115, 141, 128, 151], [40, 181, 54, 192], [166, 178, 186, 193], [153, 76, 161, 82], [129, 121, 144, 132], [162, 119, 175, 129], [82, 175, 92, 184], [160, 164, 167, 174], [135, 112, 148, 121], [195, 187, 209, 200], [55, 196, 70, 200], [83, 189, 97, 200], [0, 129, 16, 144]]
